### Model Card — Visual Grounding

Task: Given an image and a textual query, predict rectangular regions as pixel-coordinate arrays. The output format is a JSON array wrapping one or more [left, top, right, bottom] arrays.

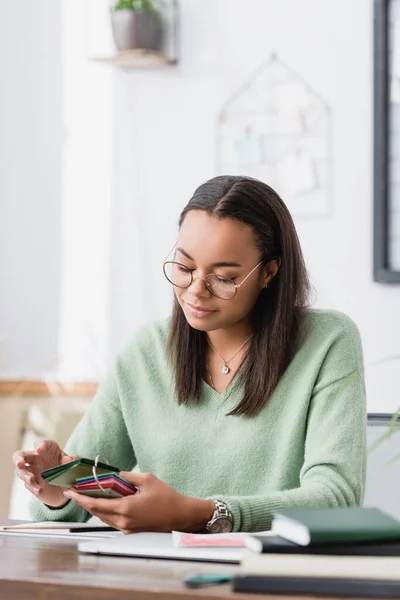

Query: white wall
[[57, 0, 113, 380], [109, 0, 400, 413], [1, 0, 399, 413], [0, 0, 113, 381], [0, 1, 63, 377]]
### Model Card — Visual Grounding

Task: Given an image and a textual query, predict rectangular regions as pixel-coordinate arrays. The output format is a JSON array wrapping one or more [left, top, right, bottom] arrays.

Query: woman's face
[[173, 210, 276, 332]]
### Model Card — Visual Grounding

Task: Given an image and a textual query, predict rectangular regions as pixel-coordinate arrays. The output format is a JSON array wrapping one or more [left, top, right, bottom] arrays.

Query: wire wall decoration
[[216, 54, 333, 219]]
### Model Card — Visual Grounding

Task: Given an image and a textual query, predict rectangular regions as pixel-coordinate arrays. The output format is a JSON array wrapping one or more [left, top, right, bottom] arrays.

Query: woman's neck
[[206, 320, 253, 358]]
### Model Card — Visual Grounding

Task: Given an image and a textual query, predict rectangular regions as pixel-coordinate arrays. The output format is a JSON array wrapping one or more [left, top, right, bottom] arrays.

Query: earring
[[265, 283, 270, 289]]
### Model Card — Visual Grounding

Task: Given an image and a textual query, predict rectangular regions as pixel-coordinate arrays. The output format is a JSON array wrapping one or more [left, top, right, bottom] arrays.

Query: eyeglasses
[[162, 243, 263, 300]]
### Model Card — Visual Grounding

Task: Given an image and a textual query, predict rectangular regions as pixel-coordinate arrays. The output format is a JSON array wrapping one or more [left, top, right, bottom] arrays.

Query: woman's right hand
[[13, 439, 79, 508]]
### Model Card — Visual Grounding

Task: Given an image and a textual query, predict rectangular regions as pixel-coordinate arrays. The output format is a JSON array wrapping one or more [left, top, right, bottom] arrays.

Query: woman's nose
[[189, 276, 210, 296]]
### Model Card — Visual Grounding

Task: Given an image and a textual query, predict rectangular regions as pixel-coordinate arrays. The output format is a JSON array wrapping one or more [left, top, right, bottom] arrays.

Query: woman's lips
[[184, 302, 218, 318]]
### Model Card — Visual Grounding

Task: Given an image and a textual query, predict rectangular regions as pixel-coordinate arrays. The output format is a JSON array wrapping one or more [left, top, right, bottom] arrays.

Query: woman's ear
[[263, 259, 279, 288]]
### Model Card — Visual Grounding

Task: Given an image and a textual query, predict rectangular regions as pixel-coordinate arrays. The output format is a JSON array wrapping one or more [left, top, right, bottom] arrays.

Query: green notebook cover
[[271, 508, 400, 546], [41, 458, 120, 488]]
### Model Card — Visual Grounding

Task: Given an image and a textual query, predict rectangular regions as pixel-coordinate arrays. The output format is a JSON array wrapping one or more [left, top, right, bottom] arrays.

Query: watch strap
[[206, 500, 232, 532]]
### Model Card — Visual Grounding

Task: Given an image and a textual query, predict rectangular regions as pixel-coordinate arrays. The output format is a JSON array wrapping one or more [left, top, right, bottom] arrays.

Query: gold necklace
[[207, 334, 252, 375], [205, 364, 216, 390]]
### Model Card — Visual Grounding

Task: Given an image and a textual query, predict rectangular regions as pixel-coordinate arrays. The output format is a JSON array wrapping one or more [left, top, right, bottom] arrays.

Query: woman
[[13, 175, 366, 533]]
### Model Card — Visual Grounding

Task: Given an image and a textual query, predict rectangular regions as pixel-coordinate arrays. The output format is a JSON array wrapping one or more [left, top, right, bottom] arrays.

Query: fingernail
[[33, 488, 40, 495], [63, 491, 72, 498]]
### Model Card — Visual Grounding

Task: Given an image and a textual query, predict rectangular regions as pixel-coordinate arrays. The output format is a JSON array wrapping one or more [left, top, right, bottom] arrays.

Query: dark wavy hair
[[167, 175, 311, 417]]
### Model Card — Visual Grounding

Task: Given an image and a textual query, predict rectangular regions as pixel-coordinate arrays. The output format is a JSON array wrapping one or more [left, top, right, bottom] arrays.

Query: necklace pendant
[[221, 364, 230, 375]]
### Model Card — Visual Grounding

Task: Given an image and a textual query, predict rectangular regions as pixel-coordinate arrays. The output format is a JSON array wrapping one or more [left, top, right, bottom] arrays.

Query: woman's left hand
[[63, 471, 214, 534]]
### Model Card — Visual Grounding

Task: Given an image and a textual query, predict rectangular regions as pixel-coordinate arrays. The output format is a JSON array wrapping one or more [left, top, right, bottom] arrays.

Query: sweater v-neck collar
[[202, 372, 242, 398]]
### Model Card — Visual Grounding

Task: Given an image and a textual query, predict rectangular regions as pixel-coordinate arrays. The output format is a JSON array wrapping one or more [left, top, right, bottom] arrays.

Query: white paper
[[235, 129, 264, 166], [79, 532, 244, 563], [0, 529, 121, 540], [274, 81, 310, 133], [2, 519, 107, 530], [276, 81, 310, 111], [0, 518, 121, 539], [276, 149, 317, 196], [172, 530, 273, 548]]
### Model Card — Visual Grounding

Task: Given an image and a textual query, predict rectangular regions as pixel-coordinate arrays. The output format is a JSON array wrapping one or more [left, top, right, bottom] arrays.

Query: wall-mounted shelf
[[88, 0, 179, 70], [91, 48, 176, 69]]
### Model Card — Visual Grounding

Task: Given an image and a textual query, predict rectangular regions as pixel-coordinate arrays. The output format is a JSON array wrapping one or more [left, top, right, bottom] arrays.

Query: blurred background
[[1, 0, 399, 520]]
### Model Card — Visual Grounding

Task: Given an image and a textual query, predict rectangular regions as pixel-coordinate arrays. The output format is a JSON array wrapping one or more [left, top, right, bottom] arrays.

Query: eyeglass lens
[[163, 262, 236, 299]]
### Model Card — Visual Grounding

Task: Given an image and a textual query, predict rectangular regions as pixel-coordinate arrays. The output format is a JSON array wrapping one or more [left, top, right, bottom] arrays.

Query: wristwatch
[[206, 500, 233, 533]]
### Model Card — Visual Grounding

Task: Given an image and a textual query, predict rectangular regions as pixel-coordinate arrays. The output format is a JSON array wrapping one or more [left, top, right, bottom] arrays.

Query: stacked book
[[233, 507, 400, 597]]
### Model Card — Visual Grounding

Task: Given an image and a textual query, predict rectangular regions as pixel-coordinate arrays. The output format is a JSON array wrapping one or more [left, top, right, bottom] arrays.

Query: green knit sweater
[[30, 309, 366, 531]]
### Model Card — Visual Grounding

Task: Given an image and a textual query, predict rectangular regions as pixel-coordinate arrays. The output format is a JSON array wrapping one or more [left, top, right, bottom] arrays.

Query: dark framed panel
[[367, 413, 399, 423], [374, 0, 400, 283]]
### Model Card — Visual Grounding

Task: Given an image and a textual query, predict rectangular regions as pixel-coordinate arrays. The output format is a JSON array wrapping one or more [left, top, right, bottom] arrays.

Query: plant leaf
[[385, 450, 400, 469], [368, 408, 400, 454]]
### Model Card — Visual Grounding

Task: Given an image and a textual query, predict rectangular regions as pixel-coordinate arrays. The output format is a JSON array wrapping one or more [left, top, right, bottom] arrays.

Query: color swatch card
[[41, 458, 120, 487], [40, 457, 137, 498], [75, 473, 138, 498]]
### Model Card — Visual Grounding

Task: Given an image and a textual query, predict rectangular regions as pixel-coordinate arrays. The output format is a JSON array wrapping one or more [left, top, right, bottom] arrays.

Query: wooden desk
[[0, 520, 262, 600]]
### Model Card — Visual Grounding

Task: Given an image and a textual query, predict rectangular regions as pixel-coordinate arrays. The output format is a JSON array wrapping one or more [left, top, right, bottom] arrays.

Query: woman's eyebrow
[[176, 247, 242, 268]]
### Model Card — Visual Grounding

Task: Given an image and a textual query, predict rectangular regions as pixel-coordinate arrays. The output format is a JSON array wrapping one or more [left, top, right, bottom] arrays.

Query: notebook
[[78, 532, 244, 563], [233, 549, 400, 597], [271, 507, 400, 546], [232, 575, 400, 597], [244, 535, 400, 556], [239, 548, 400, 579]]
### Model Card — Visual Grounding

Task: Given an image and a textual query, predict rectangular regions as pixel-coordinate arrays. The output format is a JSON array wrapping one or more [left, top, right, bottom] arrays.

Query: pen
[[69, 526, 118, 533], [183, 573, 233, 588]]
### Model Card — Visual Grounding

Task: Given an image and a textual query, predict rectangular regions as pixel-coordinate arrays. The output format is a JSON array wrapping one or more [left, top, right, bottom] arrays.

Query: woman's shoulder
[[117, 317, 171, 363], [299, 308, 364, 376], [304, 308, 361, 339]]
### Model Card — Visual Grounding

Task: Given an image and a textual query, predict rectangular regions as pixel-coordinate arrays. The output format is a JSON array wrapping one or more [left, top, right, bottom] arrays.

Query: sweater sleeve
[[29, 356, 137, 522], [213, 318, 367, 532]]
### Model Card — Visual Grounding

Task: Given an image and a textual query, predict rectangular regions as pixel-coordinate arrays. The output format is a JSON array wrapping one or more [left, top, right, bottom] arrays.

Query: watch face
[[209, 517, 232, 534]]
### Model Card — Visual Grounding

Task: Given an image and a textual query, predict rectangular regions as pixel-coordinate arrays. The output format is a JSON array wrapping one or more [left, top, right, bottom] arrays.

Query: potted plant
[[110, 0, 163, 53]]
